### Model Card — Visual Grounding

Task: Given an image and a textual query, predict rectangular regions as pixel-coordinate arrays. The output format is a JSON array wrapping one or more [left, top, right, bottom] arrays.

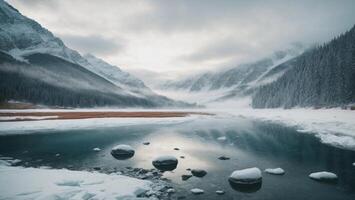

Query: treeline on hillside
[[252, 26, 355, 108], [0, 69, 155, 107]]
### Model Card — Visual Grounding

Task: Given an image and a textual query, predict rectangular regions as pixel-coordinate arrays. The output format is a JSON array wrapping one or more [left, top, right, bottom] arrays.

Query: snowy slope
[[83, 54, 156, 97], [161, 46, 303, 93], [157, 46, 304, 104], [0, 0, 186, 107]]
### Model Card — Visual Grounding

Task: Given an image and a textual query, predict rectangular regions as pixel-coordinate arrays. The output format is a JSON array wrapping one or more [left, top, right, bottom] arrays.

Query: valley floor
[[0, 111, 211, 122], [0, 107, 354, 199]]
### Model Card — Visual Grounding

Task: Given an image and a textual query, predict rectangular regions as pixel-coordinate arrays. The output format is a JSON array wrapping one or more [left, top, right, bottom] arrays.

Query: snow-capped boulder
[[216, 190, 225, 195], [111, 145, 135, 160], [166, 188, 175, 194], [309, 171, 338, 182], [190, 188, 204, 195], [229, 167, 262, 184], [191, 169, 207, 177], [152, 156, 178, 171], [217, 136, 226, 141], [228, 167, 263, 193], [181, 174, 192, 181], [265, 168, 285, 175], [93, 147, 101, 152]]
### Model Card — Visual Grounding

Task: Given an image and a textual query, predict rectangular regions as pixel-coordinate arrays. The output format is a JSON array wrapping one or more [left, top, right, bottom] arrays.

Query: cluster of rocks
[[107, 143, 341, 197]]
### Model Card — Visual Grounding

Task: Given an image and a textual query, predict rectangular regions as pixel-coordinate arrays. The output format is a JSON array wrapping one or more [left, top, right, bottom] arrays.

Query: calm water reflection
[[0, 116, 355, 200]]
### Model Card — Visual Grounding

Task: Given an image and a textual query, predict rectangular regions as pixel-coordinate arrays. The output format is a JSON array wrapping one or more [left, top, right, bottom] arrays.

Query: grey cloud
[[180, 38, 258, 63], [6, 0, 355, 73], [60, 34, 125, 56]]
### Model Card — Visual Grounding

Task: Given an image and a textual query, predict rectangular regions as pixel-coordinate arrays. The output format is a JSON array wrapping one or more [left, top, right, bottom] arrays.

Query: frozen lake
[[1, 116, 355, 200]]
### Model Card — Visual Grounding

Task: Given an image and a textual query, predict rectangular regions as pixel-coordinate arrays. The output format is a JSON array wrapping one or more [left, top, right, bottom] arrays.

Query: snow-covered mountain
[[0, 0, 186, 107], [159, 45, 304, 102], [252, 25, 355, 108], [82, 54, 155, 97]]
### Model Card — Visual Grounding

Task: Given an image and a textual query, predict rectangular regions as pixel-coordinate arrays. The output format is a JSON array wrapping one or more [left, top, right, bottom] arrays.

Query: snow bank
[[224, 108, 355, 150], [0, 164, 153, 200], [0, 115, 198, 135], [0, 116, 58, 121], [111, 144, 135, 160]]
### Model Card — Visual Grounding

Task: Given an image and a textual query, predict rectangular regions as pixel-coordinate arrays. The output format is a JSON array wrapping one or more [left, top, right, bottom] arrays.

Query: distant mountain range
[[0, 0, 188, 108], [160, 25, 355, 108], [160, 45, 305, 102]]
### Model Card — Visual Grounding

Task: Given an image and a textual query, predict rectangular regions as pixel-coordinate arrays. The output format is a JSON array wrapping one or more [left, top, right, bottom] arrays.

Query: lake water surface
[[0, 116, 355, 200]]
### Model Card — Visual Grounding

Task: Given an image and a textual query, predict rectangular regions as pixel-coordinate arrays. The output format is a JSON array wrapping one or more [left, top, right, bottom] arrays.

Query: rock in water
[[217, 136, 226, 141], [191, 169, 207, 177], [111, 144, 135, 160], [228, 167, 262, 193], [174, 148, 180, 150], [152, 156, 178, 171], [265, 168, 285, 175], [143, 142, 150, 145], [167, 188, 176, 194], [93, 147, 101, 152], [216, 190, 225, 195], [190, 188, 204, 195], [181, 174, 192, 181], [309, 171, 338, 182], [218, 156, 230, 160]]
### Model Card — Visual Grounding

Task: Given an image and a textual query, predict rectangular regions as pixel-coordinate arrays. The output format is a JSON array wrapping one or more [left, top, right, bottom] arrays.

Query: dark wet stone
[[180, 156, 185, 159], [186, 168, 191, 171], [174, 148, 180, 150], [228, 180, 262, 193], [191, 169, 207, 177], [143, 142, 150, 145], [152, 156, 178, 171], [181, 174, 193, 181], [111, 145, 135, 160], [218, 156, 230, 160]]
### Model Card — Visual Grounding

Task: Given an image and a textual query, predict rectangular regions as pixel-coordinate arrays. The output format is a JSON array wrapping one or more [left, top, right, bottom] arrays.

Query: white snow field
[[0, 161, 154, 200], [0, 115, 198, 135], [0, 116, 58, 121], [231, 108, 355, 150], [203, 105, 355, 150]]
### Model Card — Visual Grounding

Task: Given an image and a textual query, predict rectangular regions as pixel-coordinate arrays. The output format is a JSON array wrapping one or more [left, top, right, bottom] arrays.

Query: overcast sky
[[7, 0, 355, 78]]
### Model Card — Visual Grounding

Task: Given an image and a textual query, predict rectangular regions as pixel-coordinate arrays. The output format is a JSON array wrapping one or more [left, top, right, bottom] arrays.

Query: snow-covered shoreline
[[222, 108, 355, 150], [0, 115, 199, 135], [0, 107, 354, 149], [0, 162, 154, 199]]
